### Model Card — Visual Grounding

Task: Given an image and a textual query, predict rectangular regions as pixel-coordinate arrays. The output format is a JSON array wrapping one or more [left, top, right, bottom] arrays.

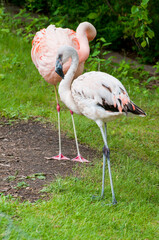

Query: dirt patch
[[0, 118, 99, 202]]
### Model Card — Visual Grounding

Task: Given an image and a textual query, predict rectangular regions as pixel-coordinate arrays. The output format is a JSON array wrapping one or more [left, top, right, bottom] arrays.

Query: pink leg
[[46, 104, 70, 160], [70, 110, 90, 163]]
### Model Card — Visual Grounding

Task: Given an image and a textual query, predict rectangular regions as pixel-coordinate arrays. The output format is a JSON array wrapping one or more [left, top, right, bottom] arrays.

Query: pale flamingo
[[55, 45, 146, 204], [31, 22, 96, 162]]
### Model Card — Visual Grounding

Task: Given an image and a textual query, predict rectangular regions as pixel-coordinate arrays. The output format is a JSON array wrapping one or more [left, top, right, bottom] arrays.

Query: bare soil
[[0, 118, 98, 202]]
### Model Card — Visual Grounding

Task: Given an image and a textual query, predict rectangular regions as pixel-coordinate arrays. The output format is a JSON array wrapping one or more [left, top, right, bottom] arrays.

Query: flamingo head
[[76, 22, 97, 42], [55, 54, 64, 79], [55, 45, 79, 79]]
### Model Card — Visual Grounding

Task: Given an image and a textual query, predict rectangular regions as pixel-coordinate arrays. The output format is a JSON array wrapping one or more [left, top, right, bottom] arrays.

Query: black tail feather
[[127, 101, 146, 116]]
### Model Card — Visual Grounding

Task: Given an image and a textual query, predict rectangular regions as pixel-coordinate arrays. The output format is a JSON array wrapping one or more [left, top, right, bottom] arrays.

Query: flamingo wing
[[72, 72, 130, 112], [72, 71, 143, 116]]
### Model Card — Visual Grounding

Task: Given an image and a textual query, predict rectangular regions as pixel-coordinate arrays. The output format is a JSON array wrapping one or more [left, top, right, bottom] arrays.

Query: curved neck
[[76, 22, 97, 62], [58, 49, 80, 114], [64, 52, 79, 88], [77, 34, 90, 62]]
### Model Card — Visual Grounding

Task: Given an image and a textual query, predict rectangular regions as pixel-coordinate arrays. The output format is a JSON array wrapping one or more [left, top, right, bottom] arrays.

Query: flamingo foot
[[72, 155, 90, 163], [45, 154, 70, 160]]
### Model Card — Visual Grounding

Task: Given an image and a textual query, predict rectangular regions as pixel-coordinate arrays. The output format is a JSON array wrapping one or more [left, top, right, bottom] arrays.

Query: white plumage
[[55, 45, 146, 204], [72, 72, 129, 121]]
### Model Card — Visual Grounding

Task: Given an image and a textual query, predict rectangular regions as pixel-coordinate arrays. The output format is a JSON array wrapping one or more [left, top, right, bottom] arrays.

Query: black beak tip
[[55, 59, 64, 79], [55, 67, 64, 79]]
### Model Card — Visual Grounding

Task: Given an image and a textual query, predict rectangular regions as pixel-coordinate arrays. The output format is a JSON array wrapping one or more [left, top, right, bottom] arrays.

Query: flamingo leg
[[70, 111, 90, 163], [99, 124, 117, 204], [46, 86, 70, 160]]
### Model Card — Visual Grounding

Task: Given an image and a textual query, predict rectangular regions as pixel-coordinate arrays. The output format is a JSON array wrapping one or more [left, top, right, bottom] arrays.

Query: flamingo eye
[[57, 54, 63, 64], [58, 54, 63, 60]]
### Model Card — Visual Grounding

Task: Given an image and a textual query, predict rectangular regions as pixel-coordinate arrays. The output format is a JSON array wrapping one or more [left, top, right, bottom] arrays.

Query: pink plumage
[[31, 22, 96, 162], [31, 23, 96, 85]]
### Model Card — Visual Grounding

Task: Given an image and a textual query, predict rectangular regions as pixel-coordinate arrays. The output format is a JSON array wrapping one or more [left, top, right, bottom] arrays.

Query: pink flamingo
[[31, 22, 96, 162]]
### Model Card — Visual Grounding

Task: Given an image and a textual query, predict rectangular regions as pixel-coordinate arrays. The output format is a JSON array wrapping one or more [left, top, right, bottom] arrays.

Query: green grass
[[0, 30, 159, 240]]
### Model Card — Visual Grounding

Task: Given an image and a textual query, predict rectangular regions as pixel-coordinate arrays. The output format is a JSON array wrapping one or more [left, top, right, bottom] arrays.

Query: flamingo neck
[[77, 33, 89, 62], [76, 22, 96, 62], [58, 51, 80, 114], [63, 53, 79, 88]]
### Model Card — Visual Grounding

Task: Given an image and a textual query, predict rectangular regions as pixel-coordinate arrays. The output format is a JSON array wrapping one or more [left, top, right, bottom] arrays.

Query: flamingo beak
[[55, 56, 64, 79]]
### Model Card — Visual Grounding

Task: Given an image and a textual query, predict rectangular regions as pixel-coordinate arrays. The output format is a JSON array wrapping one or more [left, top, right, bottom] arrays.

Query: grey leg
[[101, 149, 106, 198], [100, 124, 117, 205]]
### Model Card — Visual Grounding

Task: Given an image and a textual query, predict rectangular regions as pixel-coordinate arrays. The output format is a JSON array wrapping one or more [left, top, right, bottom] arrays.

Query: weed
[[6, 176, 16, 182], [153, 61, 159, 74], [26, 173, 46, 180], [14, 181, 29, 189]]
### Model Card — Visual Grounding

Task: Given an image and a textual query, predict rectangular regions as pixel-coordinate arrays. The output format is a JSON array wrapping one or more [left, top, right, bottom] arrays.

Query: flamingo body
[[31, 25, 80, 85], [31, 23, 96, 85], [57, 55, 146, 124], [71, 71, 145, 124]]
